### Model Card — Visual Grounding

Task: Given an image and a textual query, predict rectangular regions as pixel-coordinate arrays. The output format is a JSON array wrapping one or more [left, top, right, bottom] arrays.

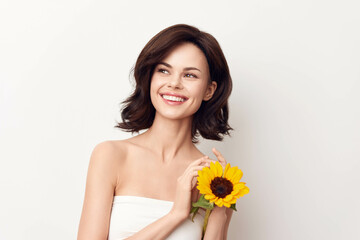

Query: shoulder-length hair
[[115, 23, 233, 144]]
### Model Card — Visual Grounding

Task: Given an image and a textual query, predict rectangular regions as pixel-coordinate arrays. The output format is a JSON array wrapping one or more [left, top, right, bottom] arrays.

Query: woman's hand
[[203, 148, 233, 240], [170, 156, 214, 220], [211, 147, 227, 169], [210, 148, 228, 213]]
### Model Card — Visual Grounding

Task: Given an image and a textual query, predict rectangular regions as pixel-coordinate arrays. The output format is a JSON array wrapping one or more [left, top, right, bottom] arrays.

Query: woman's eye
[[185, 73, 197, 78], [158, 69, 197, 78], [158, 69, 168, 74]]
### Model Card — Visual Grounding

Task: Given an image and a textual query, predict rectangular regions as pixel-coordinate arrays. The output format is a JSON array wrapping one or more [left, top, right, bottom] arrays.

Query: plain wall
[[0, 0, 359, 239]]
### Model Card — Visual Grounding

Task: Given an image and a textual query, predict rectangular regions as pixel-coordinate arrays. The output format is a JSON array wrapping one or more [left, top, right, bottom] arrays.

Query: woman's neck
[[138, 112, 195, 163]]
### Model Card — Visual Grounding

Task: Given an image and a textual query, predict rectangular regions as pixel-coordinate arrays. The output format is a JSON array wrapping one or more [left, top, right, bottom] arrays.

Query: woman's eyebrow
[[158, 62, 201, 72]]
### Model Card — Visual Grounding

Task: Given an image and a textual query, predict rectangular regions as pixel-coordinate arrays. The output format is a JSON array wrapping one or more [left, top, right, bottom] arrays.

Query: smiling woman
[[150, 42, 217, 120], [116, 23, 233, 143], [77, 24, 235, 240]]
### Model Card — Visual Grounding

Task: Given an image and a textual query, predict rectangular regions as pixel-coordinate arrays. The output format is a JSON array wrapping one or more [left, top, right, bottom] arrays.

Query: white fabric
[[108, 195, 205, 240]]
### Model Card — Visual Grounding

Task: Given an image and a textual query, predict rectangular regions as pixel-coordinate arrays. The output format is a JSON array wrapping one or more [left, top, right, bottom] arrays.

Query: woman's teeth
[[162, 95, 186, 102]]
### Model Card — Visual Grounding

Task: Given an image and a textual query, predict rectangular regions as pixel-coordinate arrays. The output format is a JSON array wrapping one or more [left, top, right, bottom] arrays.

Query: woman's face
[[150, 42, 217, 120]]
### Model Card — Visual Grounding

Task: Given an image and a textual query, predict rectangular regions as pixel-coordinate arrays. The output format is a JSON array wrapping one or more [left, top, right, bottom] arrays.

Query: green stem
[[201, 209, 212, 240]]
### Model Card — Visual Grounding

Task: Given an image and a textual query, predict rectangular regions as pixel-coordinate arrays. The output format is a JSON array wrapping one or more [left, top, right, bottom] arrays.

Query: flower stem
[[201, 209, 212, 240]]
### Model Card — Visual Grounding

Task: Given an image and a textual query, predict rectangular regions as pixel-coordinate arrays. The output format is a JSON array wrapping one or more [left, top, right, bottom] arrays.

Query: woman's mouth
[[160, 94, 188, 105]]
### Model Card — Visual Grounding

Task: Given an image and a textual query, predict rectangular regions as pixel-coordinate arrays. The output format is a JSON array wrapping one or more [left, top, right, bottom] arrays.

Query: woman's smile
[[160, 93, 189, 105], [150, 42, 214, 119], [161, 94, 187, 105]]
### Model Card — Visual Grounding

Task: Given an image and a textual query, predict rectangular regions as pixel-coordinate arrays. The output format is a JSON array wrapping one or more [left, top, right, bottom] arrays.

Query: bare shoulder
[[92, 139, 126, 154], [86, 140, 130, 183], [77, 140, 129, 239], [91, 140, 128, 163]]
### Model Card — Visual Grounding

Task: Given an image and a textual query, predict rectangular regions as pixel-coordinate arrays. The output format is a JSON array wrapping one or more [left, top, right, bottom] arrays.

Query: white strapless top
[[108, 195, 205, 240]]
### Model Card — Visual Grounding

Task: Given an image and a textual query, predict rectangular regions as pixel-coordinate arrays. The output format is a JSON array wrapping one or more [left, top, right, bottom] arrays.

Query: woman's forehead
[[158, 43, 209, 72]]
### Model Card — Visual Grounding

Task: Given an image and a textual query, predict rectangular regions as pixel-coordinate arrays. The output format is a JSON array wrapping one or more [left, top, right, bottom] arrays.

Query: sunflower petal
[[198, 170, 204, 179], [198, 185, 212, 195], [225, 166, 235, 181], [214, 161, 223, 177], [224, 194, 234, 203], [231, 168, 243, 183], [209, 196, 218, 204], [233, 182, 246, 191], [215, 198, 224, 207], [204, 194, 216, 201], [203, 166, 214, 180], [229, 167, 239, 181], [204, 170, 213, 184], [231, 182, 245, 196], [224, 163, 231, 177], [197, 174, 210, 186], [239, 186, 250, 197], [197, 184, 210, 192], [231, 190, 240, 197], [209, 162, 218, 178]]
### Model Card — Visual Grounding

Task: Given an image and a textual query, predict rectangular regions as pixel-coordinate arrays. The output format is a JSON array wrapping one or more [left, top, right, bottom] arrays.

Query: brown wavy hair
[[114, 23, 233, 144]]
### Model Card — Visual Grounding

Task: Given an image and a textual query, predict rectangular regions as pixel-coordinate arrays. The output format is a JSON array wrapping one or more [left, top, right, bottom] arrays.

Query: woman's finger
[[188, 166, 208, 179], [187, 156, 212, 169], [183, 163, 210, 179], [212, 147, 227, 167], [212, 148, 226, 163], [184, 165, 209, 187], [185, 157, 207, 170]]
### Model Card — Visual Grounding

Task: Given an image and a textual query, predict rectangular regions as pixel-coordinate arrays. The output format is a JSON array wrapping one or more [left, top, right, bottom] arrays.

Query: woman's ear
[[203, 81, 217, 101]]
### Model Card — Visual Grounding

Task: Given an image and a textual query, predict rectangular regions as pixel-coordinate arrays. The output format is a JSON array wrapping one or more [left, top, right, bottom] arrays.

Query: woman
[[77, 23, 234, 240]]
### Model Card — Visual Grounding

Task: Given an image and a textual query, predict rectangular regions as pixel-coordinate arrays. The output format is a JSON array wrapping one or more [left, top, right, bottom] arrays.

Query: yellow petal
[[231, 182, 246, 196], [203, 170, 213, 184], [215, 198, 224, 207], [197, 185, 209, 193], [197, 174, 210, 186], [229, 198, 237, 204], [224, 163, 231, 177], [223, 202, 231, 208], [231, 168, 243, 183], [198, 170, 204, 180], [203, 166, 215, 180], [233, 182, 245, 191], [198, 186, 212, 194], [239, 186, 250, 197], [224, 194, 234, 203], [204, 194, 216, 201], [231, 189, 240, 196], [214, 161, 223, 177], [209, 162, 219, 178], [231, 191, 241, 199], [225, 166, 235, 180]]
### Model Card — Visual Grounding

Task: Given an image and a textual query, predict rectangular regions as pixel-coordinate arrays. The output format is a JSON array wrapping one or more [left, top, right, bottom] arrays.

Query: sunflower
[[197, 161, 249, 208]]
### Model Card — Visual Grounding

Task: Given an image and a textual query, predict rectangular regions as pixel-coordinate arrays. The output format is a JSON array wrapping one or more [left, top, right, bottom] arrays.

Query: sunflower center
[[210, 177, 234, 198]]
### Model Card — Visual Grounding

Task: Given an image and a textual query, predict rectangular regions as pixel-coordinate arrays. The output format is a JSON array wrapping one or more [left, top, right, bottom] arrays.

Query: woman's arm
[[203, 148, 235, 239], [124, 211, 186, 240], [78, 144, 212, 240], [127, 157, 213, 240], [223, 208, 234, 240], [203, 207, 234, 240], [77, 141, 121, 240], [203, 206, 227, 240]]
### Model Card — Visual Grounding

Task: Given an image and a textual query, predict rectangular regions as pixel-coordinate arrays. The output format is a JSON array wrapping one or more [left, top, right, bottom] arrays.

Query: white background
[[1, 0, 359, 239]]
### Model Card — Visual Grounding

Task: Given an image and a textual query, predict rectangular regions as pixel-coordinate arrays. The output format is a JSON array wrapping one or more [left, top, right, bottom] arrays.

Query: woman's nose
[[167, 74, 183, 89]]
